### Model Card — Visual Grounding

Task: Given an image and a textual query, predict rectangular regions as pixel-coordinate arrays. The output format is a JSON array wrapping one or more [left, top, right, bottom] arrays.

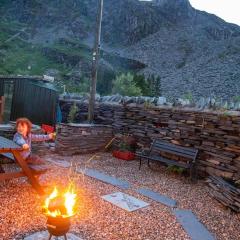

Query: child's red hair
[[16, 118, 32, 135]]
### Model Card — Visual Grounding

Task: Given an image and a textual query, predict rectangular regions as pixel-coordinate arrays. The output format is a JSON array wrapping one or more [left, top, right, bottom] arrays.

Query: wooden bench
[[0, 136, 47, 195], [136, 139, 199, 181]]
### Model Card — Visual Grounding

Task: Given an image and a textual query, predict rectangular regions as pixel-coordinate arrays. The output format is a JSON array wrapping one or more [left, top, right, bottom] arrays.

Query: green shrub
[[145, 74, 161, 97], [67, 103, 78, 123], [116, 134, 136, 152], [132, 74, 162, 97], [133, 74, 151, 96], [233, 95, 240, 102], [112, 73, 142, 96], [183, 92, 193, 101], [119, 142, 132, 152], [235, 179, 240, 187], [167, 165, 185, 174]]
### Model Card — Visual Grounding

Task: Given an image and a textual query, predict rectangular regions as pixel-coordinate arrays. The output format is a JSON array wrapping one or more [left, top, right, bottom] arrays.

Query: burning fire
[[43, 185, 77, 218]]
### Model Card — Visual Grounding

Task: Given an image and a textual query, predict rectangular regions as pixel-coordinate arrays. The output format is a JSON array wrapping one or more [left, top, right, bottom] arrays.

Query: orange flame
[[43, 185, 77, 218]]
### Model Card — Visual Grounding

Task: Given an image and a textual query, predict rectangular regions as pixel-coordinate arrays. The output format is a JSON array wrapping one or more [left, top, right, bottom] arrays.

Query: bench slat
[[155, 140, 197, 153], [149, 147, 196, 160], [154, 141, 197, 156], [151, 145, 196, 159], [140, 154, 190, 168]]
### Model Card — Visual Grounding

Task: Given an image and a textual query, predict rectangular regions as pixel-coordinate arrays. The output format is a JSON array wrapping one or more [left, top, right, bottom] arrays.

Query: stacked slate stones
[[207, 175, 240, 212], [55, 123, 113, 155], [59, 99, 240, 182]]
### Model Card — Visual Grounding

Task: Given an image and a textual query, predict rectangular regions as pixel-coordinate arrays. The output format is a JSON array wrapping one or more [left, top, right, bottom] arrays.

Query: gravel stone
[[0, 152, 239, 240]]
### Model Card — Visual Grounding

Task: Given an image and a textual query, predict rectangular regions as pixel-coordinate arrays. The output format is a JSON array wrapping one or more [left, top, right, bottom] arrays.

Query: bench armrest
[[136, 148, 151, 156]]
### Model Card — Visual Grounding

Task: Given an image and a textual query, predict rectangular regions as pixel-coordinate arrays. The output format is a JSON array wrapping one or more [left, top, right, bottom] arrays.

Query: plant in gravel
[[235, 179, 240, 188], [167, 165, 185, 175]]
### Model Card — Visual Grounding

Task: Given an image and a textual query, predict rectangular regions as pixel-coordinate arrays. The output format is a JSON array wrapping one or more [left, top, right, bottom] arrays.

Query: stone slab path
[[77, 168, 130, 190], [173, 209, 215, 240], [24, 231, 83, 240], [49, 162, 215, 240], [102, 191, 150, 212], [136, 188, 177, 208]]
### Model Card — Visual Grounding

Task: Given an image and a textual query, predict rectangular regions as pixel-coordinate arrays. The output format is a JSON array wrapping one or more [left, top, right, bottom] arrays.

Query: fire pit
[[43, 186, 77, 240], [47, 216, 70, 239]]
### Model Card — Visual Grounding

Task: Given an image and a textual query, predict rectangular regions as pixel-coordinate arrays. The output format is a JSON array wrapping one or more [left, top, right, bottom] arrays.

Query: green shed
[[0, 76, 58, 126]]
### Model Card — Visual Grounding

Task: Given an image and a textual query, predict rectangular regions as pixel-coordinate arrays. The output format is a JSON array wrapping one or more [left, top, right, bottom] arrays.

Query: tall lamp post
[[88, 0, 104, 122]]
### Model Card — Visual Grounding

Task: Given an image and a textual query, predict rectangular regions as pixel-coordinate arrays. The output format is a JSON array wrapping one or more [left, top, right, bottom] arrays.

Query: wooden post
[[88, 0, 104, 122]]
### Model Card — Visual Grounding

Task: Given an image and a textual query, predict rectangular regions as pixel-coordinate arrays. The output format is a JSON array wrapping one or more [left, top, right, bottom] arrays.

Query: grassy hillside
[[0, 20, 94, 93], [0, 21, 67, 75], [0, 19, 146, 95]]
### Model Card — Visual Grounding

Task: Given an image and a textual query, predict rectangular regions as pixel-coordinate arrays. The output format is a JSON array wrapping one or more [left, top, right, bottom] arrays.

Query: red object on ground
[[42, 124, 55, 133], [112, 150, 135, 160]]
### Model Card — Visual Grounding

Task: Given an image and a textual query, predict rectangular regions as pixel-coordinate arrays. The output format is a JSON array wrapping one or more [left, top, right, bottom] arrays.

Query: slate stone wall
[[60, 99, 240, 181]]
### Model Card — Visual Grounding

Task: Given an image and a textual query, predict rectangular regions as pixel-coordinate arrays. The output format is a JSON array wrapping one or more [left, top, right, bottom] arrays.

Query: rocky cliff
[[0, 0, 240, 100]]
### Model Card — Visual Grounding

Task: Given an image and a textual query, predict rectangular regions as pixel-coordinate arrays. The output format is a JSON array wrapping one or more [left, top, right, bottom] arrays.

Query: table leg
[[0, 164, 5, 173], [12, 150, 45, 195]]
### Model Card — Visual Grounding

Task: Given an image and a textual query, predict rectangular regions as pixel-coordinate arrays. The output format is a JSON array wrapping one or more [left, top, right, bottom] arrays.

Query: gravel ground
[[0, 152, 239, 240]]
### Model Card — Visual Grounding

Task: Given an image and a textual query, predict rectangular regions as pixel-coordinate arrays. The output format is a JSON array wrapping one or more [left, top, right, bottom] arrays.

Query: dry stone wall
[[60, 99, 240, 181], [55, 124, 113, 155]]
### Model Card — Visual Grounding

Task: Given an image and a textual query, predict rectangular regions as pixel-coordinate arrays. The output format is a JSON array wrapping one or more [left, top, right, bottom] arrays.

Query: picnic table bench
[[0, 136, 47, 195], [136, 139, 199, 181]]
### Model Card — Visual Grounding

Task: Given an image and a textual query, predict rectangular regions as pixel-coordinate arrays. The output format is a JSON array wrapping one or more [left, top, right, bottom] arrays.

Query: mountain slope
[[122, 19, 240, 99], [0, 0, 240, 99]]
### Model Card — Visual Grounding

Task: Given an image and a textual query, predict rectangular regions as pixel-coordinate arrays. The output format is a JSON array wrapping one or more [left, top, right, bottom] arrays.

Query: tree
[[112, 73, 142, 96], [133, 74, 152, 96], [147, 74, 161, 97]]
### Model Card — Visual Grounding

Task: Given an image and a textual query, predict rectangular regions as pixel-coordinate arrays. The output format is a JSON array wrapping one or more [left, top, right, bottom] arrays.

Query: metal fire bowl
[[47, 216, 71, 237]]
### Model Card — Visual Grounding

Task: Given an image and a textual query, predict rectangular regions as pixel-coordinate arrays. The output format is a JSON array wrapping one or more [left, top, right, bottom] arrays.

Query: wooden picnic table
[[0, 136, 46, 195]]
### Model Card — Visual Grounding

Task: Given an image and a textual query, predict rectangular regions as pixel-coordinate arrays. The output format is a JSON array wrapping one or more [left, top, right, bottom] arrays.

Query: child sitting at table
[[13, 118, 54, 164]]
